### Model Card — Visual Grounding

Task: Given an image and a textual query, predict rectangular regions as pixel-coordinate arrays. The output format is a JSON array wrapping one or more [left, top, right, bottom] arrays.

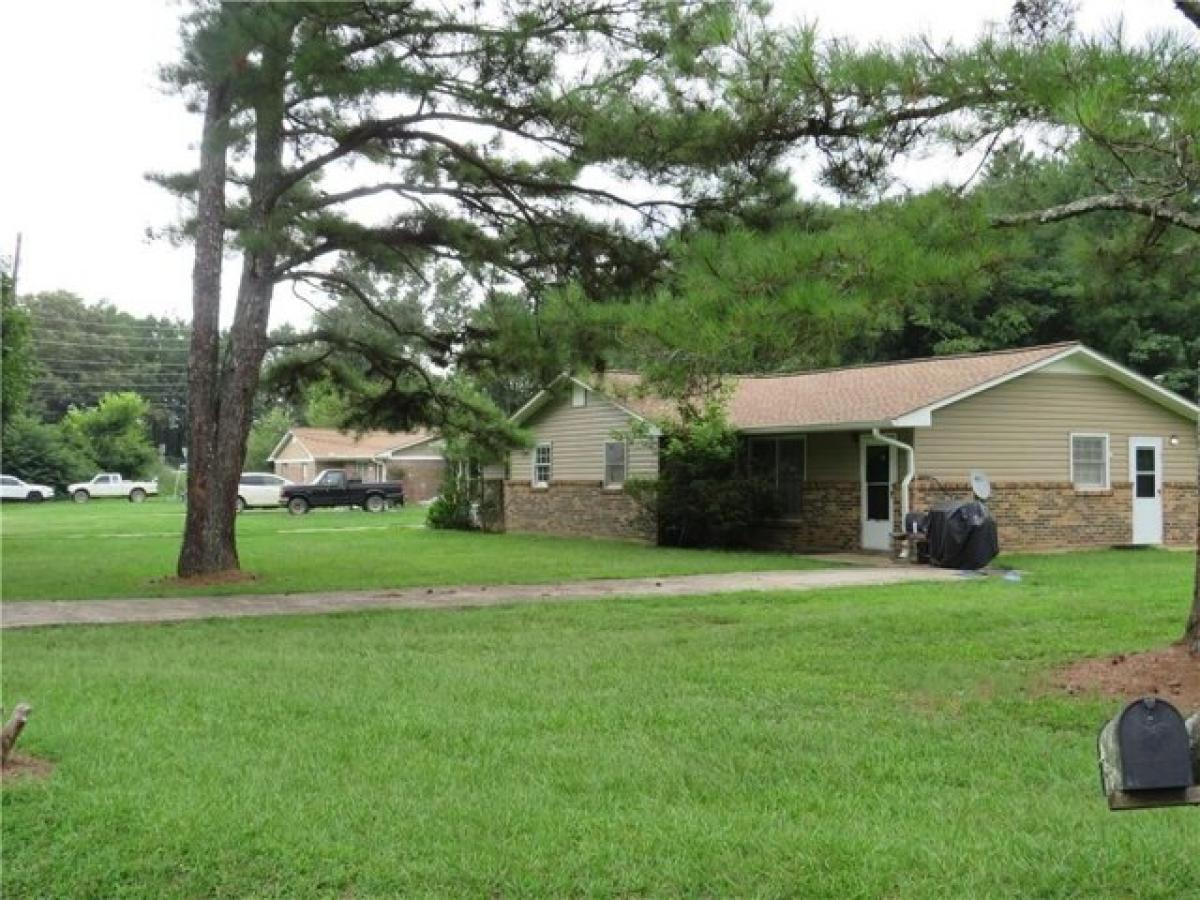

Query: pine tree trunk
[[178, 76, 234, 578], [178, 27, 290, 579]]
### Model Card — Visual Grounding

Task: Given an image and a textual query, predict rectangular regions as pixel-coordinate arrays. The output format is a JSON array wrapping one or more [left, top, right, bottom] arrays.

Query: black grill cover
[[925, 500, 999, 570]]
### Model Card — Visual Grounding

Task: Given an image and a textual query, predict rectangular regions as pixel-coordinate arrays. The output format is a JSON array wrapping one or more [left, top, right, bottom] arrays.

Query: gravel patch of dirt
[[150, 570, 258, 589], [1056, 643, 1200, 710], [1, 754, 55, 783]]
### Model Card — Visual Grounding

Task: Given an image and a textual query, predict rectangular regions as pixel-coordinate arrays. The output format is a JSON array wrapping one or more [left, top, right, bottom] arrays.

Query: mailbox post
[[1097, 697, 1200, 811]]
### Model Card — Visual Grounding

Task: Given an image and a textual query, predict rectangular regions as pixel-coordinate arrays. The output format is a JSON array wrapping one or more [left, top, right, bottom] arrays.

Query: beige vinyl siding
[[802, 430, 913, 481], [511, 389, 658, 482], [805, 432, 859, 481], [273, 437, 311, 462], [387, 439, 444, 460], [916, 372, 1196, 483]]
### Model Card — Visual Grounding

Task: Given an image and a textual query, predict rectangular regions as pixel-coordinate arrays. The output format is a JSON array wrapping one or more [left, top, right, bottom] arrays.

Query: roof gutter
[[871, 428, 915, 544], [739, 420, 894, 435]]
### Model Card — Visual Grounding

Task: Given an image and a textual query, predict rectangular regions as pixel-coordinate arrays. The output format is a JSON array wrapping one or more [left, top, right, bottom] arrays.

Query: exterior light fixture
[[1168, 435, 1180, 447]]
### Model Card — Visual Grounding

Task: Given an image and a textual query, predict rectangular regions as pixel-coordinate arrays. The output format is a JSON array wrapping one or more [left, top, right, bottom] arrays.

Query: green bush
[[0, 415, 97, 491], [626, 406, 773, 549], [61, 392, 158, 477], [426, 493, 472, 530], [427, 458, 486, 530]]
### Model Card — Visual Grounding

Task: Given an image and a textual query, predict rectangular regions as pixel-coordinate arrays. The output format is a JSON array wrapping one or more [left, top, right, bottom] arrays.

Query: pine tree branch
[[285, 270, 454, 354], [993, 194, 1200, 233], [1175, 1, 1200, 31]]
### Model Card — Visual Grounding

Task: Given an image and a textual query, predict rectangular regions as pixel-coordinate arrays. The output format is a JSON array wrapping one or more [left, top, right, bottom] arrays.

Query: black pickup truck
[[280, 469, 405, 514]]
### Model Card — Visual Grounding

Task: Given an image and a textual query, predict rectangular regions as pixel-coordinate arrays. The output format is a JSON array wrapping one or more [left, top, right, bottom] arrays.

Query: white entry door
[[1129, 437, 1163, 545], [861, 440, 895, 551]]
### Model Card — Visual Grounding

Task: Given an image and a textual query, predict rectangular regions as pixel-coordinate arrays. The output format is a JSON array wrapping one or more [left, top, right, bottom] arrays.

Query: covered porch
[[742, 428, 915, 554]]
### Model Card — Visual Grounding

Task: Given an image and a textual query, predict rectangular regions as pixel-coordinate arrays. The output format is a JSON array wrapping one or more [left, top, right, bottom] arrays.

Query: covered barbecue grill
[[924, 499, 999, 570]]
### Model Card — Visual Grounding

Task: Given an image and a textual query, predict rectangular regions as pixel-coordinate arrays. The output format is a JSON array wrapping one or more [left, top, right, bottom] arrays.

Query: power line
[[30, 324, 192, 338], [32, 385, 188, 391], [31, 339, 192, 352], [32, 370, 190, 378], [34, 360, 192, 369], [32, 398, 188, 404], [34, 357, 192, 364], [31, 384, 190, 391], [30, 314, 191, 328], [31, 390, 187, 396], [31, 317, 191, 330]]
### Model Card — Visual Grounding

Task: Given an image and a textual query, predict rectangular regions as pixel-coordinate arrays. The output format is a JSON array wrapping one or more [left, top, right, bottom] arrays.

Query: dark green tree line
[[19, 291, 190, 455], [1, 261, 34, 428]]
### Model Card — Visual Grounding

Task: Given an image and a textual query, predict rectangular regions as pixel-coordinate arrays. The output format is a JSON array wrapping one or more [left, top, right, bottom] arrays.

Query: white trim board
[[266, 432, 314, 463]]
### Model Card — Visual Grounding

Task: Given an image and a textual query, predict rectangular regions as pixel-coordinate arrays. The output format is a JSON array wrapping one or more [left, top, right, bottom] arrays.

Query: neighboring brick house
[[498, 343, 1198, 552], [268, 427, 446, 502]]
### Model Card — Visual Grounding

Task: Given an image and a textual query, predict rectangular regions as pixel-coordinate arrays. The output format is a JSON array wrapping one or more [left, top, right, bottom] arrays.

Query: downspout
[[872, 427, 916, 533]]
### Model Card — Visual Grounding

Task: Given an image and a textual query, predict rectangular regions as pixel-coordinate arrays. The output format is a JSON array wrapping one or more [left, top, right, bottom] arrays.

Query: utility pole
[[11, 232, 22, 296]]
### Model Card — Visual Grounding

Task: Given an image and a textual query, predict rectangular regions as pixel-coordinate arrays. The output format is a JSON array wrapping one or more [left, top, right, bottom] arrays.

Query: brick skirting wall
[[504, 480, 655, 542], [751, 478, 1197, 554], [503, 477, 1197, 552], [912, 479, 1197, 551], [1160, 482, 1196, 546], [748, 481, 861, 552]]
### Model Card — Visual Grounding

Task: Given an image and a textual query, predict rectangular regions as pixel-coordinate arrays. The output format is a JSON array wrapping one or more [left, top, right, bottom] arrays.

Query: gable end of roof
[[896, 344, 1197, 424]]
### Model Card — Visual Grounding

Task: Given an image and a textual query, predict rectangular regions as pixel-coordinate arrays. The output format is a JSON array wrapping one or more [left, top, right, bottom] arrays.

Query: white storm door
[[1129, 437, 1163, 545], [861, 440, 895, 551]]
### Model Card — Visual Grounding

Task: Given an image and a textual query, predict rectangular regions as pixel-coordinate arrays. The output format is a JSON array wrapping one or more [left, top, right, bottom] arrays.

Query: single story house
[[268, 427, 446, 502], [497, 342, 1198, 552]]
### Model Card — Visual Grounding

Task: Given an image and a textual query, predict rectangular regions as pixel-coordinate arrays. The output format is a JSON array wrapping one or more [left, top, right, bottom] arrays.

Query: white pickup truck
[[68, 473, 159, 503]]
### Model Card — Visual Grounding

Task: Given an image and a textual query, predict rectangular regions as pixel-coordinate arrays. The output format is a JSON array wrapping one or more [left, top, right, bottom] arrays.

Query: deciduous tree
[[1, 264, 34, 427], [61, 392, 159, 478]]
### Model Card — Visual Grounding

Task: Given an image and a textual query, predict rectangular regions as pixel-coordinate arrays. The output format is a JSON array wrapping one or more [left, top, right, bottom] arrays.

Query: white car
[[237, 472, 292, 511], [0, 475, 54, 502], [68, 473, 159, 503]]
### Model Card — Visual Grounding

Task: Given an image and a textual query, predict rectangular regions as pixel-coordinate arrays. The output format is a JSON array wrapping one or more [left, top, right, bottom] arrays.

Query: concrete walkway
[[0, 566, 964, 629]]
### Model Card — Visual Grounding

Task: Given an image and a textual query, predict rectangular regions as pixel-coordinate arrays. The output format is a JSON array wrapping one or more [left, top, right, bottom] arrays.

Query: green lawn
[[2, 549, 1197, 897], [0, 500, 826, 602]]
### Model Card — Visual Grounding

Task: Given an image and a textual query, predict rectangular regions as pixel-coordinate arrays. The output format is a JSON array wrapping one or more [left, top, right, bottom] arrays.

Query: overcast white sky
[[0, 0, 1189, 327]]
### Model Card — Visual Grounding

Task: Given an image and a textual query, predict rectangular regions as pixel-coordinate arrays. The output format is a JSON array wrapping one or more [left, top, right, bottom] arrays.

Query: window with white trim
[[533, 443, 552, 486], [572, 383, 587, 407], [1070, 434, 1109, 489], [747, 436, 806, 517], [604, 441, 627, 487]]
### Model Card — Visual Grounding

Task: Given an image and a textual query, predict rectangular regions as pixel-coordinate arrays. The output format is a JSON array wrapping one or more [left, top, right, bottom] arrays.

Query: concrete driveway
[[0, 566, 965, 629]]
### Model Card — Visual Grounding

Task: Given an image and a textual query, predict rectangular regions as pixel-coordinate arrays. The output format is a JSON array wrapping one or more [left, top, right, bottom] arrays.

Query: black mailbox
[[1098, 698, 1198, 809]]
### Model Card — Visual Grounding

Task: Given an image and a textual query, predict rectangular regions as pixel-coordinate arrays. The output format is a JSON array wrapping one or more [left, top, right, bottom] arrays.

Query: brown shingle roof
[[286, 427, 435, 459], [594, 343, 1077, 429]]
